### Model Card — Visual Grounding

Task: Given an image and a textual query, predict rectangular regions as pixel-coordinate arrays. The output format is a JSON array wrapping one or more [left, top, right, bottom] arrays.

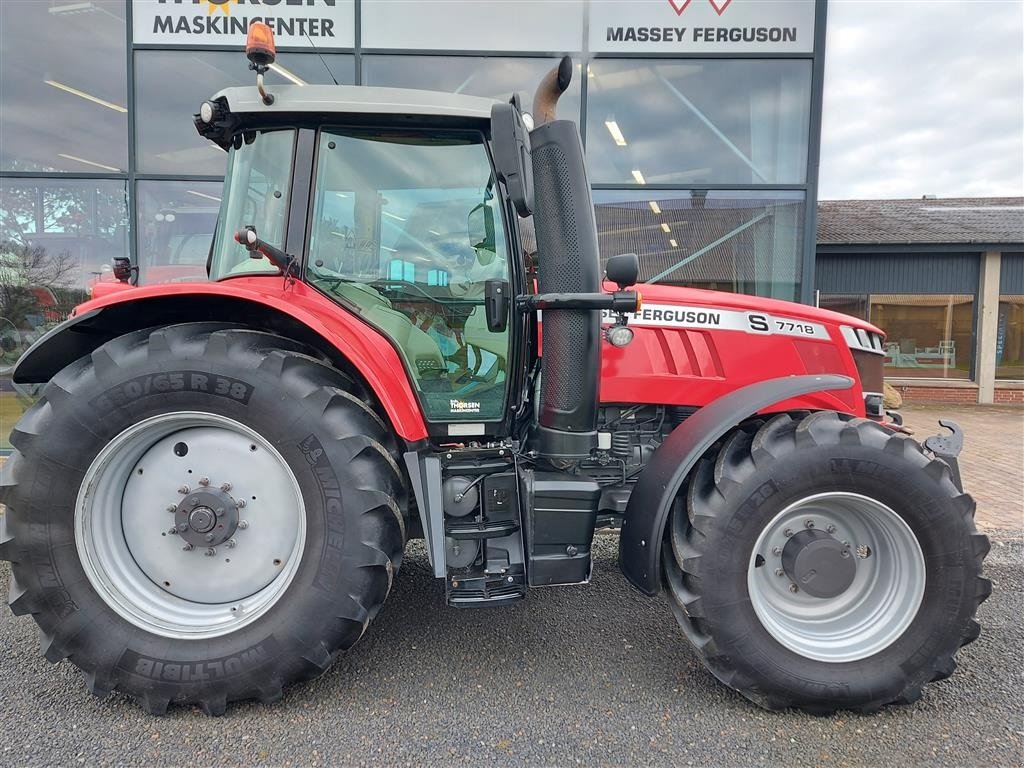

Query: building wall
[[817, 247, 1024, 405]]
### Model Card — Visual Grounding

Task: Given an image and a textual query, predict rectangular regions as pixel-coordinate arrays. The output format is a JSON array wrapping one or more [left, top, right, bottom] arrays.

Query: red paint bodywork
[[73, 277, 430, 442], [599, 283, 879, 417], [90, 267, 208, 300], [71, 277, 882, 441]]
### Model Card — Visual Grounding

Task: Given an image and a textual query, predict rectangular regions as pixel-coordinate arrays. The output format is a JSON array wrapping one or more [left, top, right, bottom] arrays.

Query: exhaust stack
[[529, 57, 602, 459]]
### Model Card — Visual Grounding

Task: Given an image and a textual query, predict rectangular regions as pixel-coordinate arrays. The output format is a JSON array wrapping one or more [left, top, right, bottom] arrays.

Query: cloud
[[819, 0, 1024, 199]]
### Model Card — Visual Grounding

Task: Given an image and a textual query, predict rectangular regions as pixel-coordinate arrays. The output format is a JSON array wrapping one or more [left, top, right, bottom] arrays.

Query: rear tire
[[662, 411, 990, 714], [0, 324, 405, 715]]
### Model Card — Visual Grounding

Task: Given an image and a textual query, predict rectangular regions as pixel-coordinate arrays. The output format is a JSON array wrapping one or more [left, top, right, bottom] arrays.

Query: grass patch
[[0, 391, 31, 451]]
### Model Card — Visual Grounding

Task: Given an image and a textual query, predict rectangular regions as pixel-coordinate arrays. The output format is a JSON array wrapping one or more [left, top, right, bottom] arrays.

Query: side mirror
[[484, 279, 510, 332], [112, 256, 138, 285], [490, 96, 533, 217], [606, 253, 639, 290], [468, 202, 496, 265]]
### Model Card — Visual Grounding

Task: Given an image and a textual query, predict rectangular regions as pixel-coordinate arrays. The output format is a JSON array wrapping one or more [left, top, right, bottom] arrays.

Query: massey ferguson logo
[[668, 0, 733, 15], [606, 0, 798, 45]]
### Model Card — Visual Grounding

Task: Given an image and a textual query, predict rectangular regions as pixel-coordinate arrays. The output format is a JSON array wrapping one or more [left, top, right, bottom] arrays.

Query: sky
[[819, 0, 1024, 200]]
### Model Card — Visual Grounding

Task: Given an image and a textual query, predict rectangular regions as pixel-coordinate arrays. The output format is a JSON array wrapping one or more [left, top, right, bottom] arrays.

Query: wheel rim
[[747, 492, 925, 663], [76, 412, 306, 640]]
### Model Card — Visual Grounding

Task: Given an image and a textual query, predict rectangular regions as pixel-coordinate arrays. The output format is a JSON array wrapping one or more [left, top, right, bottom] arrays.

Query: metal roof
[[214, 84, 498, 120], [817, 197, 1024, 247]]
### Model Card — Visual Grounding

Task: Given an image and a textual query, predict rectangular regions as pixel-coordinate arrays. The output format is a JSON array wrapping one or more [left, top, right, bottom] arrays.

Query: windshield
[[209, 130, 295, 280], [307, 128, 511, 423]]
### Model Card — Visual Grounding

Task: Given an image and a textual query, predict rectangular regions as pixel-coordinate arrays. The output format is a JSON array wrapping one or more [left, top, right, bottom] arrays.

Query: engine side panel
[[598, 285, 868, 417]]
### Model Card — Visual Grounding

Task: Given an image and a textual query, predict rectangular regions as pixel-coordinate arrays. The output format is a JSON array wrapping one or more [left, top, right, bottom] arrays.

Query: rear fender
[[12, 279, 429, 442], [619, 374, 854, 596]]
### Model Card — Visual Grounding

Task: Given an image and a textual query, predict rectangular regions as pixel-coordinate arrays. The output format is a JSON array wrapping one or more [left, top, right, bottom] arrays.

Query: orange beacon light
[[246, 22, 276, 68]]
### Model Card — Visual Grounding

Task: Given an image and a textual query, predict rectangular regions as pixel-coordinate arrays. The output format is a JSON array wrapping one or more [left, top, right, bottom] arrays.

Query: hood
[[625, 283, 885, 338]]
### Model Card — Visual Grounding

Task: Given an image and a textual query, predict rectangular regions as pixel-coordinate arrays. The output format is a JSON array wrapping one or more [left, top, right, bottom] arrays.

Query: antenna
[[305, 33, 339, 86]]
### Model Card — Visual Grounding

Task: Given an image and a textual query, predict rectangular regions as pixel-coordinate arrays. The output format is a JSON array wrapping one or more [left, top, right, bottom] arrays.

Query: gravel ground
[[1, 533, 1021, 768]]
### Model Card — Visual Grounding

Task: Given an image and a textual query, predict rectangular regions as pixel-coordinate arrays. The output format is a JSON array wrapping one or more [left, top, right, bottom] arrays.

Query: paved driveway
[[899, 405, 1023, 532]]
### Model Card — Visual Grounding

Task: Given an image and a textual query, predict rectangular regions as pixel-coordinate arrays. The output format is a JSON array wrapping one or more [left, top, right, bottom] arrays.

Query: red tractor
[[1, 28, 989, 717]]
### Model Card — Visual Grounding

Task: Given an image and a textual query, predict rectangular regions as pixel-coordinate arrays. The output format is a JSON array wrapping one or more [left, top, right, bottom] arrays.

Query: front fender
[[619, 374, 854, 596], [12, 278, 429, 442]]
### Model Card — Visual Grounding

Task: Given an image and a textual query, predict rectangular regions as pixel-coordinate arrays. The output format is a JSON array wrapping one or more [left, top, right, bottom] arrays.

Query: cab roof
[[212, 84, 499, 120]]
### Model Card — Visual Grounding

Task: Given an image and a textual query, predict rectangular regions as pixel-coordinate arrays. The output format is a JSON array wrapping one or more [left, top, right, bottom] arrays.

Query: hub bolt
[[168, 528, 178, 535], [199, 477, 210, 487], [784, 528, 794, 538], [238, 520, 249, 530], [220, 482, 232, 492], [789, 583, 799, 593], [204, 533, 215, 543], [188, 497, 200, 507], [166, 505, 177, 513], [178, 485, 189, 495], [205, 548, 216, 557], [826, 524, 837, 534], [774, 568, 784, 577], [177, 523, 188, 532], [236, 499, 246, 508], [840, 549, 851, 558], [804, 519, 815, 529], [772, 546, 782, 556], [215, 507, 225, 518], [182, 543, 194, 552], [226, 539, 237, 549]]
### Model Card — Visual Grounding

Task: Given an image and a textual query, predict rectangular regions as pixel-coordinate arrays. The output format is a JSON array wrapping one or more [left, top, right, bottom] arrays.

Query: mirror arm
[[516, 291, 640, 313], [234, 226, 294, 273]]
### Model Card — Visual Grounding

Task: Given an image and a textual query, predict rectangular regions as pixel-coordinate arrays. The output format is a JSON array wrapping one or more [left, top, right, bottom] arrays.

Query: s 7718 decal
[[600, 303, 830, 340]]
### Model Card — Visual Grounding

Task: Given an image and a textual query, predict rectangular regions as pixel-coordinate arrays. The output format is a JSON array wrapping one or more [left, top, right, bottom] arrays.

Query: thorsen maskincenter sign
[[132, 0, 355, 47], [590, 0, 816, 54]]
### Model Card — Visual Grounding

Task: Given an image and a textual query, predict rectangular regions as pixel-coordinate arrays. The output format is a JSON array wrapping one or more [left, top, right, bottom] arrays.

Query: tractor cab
[[203, 104, 519, 426]]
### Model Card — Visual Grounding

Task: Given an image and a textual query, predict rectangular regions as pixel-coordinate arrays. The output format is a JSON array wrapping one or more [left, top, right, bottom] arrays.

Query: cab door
[[304, 126, 515, 437]]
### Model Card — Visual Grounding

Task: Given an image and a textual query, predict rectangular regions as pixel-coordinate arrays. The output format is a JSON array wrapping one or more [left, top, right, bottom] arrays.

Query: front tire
[[0, 324, 405, 714], [663, 411, 991, 714]]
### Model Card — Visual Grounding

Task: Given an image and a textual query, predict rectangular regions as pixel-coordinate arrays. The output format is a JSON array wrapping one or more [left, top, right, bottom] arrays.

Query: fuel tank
[[597, 283, 885, 417]]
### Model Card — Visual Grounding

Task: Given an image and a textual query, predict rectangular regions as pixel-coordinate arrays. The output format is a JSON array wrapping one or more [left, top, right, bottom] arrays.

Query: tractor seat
[[328, 280, 449, 386]]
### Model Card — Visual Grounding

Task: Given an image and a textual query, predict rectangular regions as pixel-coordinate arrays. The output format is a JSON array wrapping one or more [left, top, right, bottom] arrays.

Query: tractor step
[[446, 570, 526, 607], [445, 519, 520, 539]]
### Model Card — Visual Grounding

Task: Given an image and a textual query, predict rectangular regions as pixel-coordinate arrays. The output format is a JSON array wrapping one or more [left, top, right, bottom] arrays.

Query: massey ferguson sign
[[132, 0, 354, 47], [590, 0, 816, 53]]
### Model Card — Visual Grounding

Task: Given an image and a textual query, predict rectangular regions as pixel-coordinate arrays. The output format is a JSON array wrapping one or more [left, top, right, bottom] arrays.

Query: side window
[[307, 128, 512, 423], [209, 130, 295, 280]]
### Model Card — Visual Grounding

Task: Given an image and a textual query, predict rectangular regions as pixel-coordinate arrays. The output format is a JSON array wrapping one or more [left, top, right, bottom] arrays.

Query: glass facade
[[996, 297, 1024, 380], [0, 0, 825, 445], [0, 1, 128, 173], [586, 59, 812, 186], [594, 190, 805, 300], [820, 294, 976, 380]]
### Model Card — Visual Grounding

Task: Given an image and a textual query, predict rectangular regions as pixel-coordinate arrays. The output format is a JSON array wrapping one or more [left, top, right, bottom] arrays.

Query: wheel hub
[[781, 528, 856, 598], [77, 413, 306, 638], [173, 487, 239, 548], [748, 492, 926, 663]]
